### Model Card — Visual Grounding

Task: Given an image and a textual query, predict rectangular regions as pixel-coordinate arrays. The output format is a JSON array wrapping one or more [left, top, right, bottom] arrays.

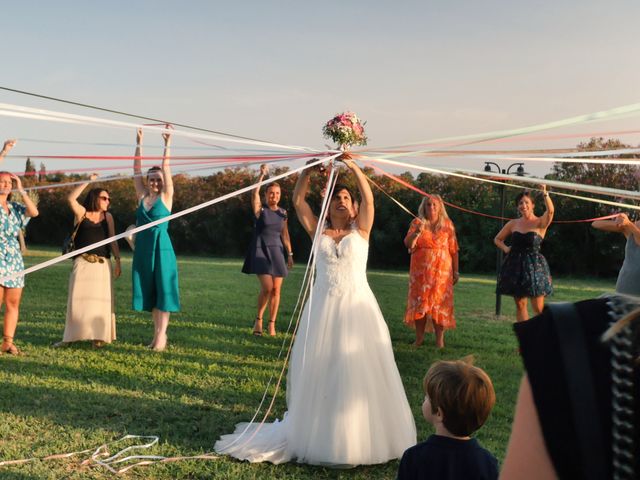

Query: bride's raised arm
[[293, 165, 319, 238], [341, 155, 374, 238]]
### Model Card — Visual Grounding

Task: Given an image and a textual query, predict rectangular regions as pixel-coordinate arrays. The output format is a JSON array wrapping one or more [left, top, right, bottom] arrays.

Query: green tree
[[545, 137, 640, 276], [24, 157, 36, 177], [38, 162, 47, 182]]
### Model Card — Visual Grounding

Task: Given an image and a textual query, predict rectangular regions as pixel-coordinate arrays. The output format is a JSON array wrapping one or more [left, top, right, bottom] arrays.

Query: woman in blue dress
[[0, 139, 39, 354], [494, 185, 554, 322], [242, 164, 293, 336], [132, 128, 180, 351]]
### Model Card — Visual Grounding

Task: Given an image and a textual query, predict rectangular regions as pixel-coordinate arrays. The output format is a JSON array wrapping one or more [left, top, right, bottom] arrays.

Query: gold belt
[[81, 253, 106, 264]]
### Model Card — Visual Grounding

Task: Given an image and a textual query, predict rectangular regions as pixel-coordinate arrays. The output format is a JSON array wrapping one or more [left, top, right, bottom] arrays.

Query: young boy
[[397, 358, 498, 480]]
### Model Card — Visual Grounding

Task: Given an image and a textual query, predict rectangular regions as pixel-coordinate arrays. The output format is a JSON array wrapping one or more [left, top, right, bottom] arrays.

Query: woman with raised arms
[[132, 128, 180, 351], [215, 155, 416, 466]]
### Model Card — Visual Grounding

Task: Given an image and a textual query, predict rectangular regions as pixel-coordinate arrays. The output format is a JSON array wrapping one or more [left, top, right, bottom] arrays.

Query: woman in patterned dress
[[494, 185, 554, 322], [242, 164, 293, 336], [404, 195, 459, 348], [132, 128, 180, 351], [0, 139, 39, 354]]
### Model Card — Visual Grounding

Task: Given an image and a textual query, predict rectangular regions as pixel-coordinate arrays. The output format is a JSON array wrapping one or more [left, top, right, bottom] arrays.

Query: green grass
[[0, 246, 616, 479]]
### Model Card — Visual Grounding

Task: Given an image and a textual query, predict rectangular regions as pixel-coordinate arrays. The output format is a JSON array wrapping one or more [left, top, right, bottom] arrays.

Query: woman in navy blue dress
[[242, 164, 293, 336], [494, 185, 554, 322]]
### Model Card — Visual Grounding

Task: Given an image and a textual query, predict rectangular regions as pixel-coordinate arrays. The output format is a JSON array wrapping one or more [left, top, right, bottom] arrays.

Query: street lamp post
[[483, 162, 526, 316]]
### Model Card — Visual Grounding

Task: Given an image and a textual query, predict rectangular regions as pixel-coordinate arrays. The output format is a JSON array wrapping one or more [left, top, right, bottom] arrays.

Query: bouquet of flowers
[[322, 111, 367, 149]]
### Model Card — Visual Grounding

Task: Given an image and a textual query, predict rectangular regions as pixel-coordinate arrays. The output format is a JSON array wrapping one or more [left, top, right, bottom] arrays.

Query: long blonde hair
[[417, 194, 450, 231]]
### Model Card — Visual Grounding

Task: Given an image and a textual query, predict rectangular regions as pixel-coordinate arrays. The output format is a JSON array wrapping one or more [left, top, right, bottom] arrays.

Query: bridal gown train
[[215, 232, 417, 466]]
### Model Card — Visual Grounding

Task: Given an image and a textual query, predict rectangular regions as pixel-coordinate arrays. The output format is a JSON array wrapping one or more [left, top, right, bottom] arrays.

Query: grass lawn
[[0, 246, 615, 479]]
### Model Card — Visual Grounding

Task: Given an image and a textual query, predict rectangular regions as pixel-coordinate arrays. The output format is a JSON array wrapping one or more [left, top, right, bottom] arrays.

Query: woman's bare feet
[[2, 336, 22, 355], [152, 333, 167, 352]]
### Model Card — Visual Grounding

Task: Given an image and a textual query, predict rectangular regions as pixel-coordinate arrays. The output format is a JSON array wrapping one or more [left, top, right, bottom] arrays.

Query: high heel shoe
[[267, 320, 276, 337], [253, 317, 263, 336]]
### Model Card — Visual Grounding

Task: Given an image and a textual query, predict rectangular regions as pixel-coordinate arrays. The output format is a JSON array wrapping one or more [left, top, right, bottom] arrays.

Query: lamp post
[[483, 162, 525, 316]]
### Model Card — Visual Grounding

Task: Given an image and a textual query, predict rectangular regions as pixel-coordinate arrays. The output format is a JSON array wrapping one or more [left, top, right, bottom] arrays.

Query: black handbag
[[61, 215, 85, 255]]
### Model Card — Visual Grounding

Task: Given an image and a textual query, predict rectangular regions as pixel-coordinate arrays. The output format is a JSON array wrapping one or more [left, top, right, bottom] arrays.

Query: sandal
[[253, 317, 263, 336], [1, 336, 23, 356], [267, 320, 276, 337]]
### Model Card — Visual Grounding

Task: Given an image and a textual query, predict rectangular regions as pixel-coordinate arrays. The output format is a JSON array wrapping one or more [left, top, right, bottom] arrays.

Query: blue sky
[[1, 1, 639, 176]]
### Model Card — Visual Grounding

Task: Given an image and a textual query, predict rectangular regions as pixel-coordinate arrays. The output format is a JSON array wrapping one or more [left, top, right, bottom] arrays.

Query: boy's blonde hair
[[423, 356, 496, 437]]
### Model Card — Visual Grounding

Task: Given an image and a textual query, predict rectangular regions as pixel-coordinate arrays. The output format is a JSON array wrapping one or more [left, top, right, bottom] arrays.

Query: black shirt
[[514, 298, 640, 479], [75, 216, 110, 258], [396, 435, 498, 480]]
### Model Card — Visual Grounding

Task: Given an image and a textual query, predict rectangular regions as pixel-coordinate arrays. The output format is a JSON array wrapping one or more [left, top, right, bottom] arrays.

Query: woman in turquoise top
[[0, 139, 39, 355], [132, 128, 180, 352]]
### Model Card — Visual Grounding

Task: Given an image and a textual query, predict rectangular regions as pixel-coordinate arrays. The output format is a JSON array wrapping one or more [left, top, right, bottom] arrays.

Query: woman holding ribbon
[[494, 185, 554, 322], [56, 174, 120, 348], [242, 164, 293, 336], [404, 195, 459, 348], [0, 139, 39, 354], [132, 128, 180, 351], [592, 212, 640, 296]]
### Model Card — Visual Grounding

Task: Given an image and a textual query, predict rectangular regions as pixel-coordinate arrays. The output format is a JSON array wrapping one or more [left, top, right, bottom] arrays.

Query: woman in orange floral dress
[[404, 195, 459, 348]]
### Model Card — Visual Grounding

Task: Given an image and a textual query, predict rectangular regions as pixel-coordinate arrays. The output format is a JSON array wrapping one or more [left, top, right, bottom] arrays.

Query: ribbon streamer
[[354, 101, 640, 155], [0, 102, 319, 152], [364, 155, 640, 209]]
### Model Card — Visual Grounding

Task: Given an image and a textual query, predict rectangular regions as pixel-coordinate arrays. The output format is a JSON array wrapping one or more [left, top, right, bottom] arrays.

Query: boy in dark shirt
[[397, 358, 498, 480]]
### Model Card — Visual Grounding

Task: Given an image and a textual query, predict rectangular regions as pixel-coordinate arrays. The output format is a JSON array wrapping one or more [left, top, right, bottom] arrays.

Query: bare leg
[[531, 296, 545, 317], [2, 287, 23, 354], [153, 309, 170, 352], [148, 308, 160, 348], [413, 316, 427, 346], [267, 277, 283, 336], [514, 297, 529, 322], [254, 275, 273, 334], [434, 324, 445, 348]]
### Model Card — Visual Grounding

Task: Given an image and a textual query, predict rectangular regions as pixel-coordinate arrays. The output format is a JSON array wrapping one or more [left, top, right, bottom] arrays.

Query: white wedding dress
[[215, 232, 417, 466]]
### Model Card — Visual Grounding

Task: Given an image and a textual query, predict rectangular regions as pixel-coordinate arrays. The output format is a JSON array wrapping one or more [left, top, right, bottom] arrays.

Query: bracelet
[[288, 252, 293, 256]]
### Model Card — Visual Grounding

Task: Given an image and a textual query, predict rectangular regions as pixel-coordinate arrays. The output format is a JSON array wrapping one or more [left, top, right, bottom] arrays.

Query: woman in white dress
[[215, 155, 416, 466]]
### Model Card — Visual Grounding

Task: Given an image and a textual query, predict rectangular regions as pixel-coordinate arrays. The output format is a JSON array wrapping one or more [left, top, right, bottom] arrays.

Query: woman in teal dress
[[132, 128, 180, 351], [0, 139, 39, 355]]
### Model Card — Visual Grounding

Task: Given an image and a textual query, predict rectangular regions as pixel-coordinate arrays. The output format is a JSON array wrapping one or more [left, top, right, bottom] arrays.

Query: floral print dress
[[404, 218, 458, 332], [0, 202, 27, 288], [496, 231, 552, 298]]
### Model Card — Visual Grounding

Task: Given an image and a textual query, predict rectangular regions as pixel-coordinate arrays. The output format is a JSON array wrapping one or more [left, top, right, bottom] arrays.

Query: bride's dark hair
[[332, 184, 357, 203], [325, 184, 359, 228]]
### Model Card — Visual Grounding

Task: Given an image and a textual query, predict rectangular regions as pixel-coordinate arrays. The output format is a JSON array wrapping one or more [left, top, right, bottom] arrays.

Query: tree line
[[21, 137, 639, 277]]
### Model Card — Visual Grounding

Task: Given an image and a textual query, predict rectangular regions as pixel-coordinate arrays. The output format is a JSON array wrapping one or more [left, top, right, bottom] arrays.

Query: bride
[[215, 156, 416, 466]]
